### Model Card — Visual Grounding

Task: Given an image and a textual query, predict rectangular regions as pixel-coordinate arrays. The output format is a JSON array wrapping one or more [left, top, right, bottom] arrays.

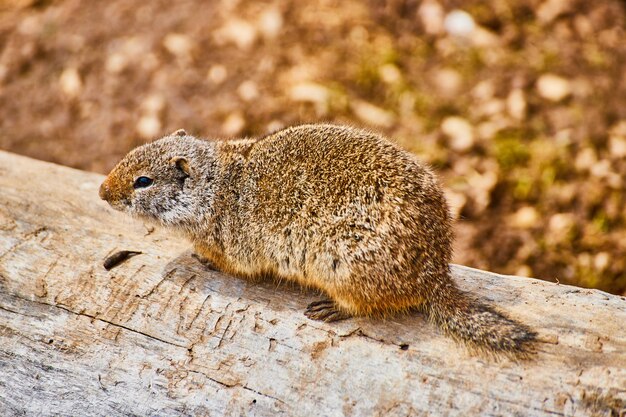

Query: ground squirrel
[[100, 124, 536, 357]]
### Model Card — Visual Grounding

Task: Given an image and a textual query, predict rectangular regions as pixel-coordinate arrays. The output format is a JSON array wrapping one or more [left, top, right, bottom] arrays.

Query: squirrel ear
[[170, 156, 191, 176], [171, 129, 188, 137]]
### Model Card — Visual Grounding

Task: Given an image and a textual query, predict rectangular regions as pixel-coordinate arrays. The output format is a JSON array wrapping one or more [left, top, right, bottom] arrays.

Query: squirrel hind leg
[[305, 299, 351, 322]]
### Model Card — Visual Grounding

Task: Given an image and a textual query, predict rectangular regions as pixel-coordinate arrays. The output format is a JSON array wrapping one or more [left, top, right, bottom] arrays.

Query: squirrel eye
[[133, 176, 153, 189]]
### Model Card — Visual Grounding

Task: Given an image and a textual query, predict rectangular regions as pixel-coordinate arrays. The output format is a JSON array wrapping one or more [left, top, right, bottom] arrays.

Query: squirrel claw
[[192, 253, 220, 271], [305, 300, 350, 322]]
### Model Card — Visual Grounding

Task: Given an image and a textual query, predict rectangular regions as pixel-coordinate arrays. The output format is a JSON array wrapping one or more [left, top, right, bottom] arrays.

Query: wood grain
[[0, 150, 624, 417]]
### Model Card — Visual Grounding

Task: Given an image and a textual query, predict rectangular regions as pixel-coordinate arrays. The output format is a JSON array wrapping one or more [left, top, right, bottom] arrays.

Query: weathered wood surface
[[0, 149, 624, 417]]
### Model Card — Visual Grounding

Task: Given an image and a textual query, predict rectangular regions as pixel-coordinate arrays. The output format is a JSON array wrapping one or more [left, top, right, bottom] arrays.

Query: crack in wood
[[12, 294, 190, 350], [187, 370, 237, 389], [139, 268, 177, 299], [185, 370, 286, 406], [36, 257, 60, 298], [0, 226, 49, 261], [217, 319, 233, 349], [187, 294, 212, 331], [97, 374, 107, 392], [0, 304, 27, 316], [242, 385, 286, 405], [177, 274, 197, 294]]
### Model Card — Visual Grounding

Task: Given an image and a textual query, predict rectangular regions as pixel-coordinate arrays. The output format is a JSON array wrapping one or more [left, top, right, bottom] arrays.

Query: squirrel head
[[100, 129, 218, 229]]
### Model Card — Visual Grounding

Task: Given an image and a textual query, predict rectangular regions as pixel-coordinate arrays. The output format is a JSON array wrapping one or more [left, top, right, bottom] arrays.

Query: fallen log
[[0, 150, 624, 417]]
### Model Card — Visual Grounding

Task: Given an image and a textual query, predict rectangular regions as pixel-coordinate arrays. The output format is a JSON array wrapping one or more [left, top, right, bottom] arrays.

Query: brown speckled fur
[[100, 124, 536, 357]]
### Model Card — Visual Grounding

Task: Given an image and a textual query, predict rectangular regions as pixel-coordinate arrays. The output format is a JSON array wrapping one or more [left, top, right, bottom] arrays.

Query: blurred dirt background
[[1, 0, 625, 294]]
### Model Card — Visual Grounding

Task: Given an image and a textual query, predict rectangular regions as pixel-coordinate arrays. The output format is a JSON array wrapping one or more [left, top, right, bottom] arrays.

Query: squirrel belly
[[100, 123, 536, 357]]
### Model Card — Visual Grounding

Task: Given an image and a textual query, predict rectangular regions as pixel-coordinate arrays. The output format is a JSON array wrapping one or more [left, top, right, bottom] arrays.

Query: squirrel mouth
[[104, 198, 131, 212]]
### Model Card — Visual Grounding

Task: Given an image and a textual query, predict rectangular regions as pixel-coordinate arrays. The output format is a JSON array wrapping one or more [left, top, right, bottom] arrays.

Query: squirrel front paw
[[192, 252, 220, 271]]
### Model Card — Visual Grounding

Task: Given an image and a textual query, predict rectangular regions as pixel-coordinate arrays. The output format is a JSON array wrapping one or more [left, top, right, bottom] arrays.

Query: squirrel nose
[[99, 182, 111, 201]]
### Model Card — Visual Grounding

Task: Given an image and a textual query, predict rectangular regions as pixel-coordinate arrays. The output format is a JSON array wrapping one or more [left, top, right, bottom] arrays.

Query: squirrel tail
[[425, 284, 537, 358]]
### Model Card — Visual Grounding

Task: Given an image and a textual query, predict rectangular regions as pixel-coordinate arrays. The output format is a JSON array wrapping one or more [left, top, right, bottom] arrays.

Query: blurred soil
[[1, 0, 625, 294]]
